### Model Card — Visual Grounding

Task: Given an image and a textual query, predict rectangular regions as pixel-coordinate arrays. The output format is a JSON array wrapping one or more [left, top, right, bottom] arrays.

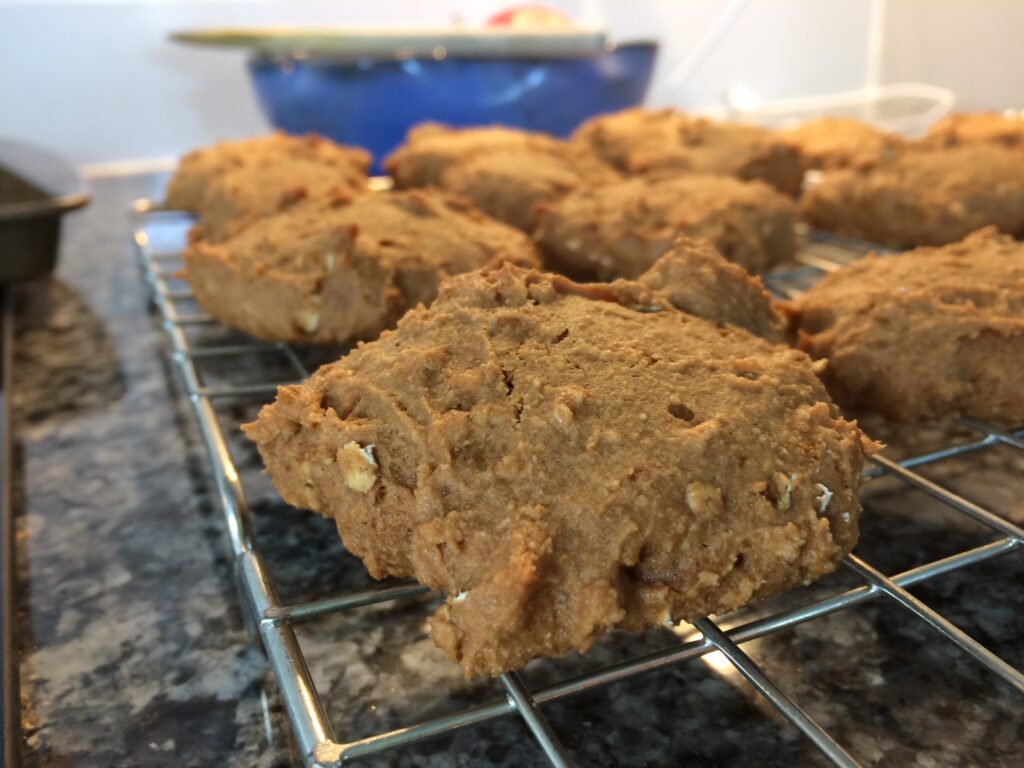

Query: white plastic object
[[724, 82, 956, 137]]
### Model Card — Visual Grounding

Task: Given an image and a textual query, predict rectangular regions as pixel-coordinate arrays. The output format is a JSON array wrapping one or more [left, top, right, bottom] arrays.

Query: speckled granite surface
[[13, 175, 1024, 767]]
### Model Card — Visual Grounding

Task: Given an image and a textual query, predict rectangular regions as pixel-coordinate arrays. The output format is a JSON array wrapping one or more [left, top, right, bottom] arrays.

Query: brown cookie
[[634, 238, 788, 343], [384, 123, 570, 189], [779, 116, 903, 171], [165, 133, 371, 241], [437, 146, 619, 231], [800, 144, 1024, 248], [572, 108, 804, 196], [182, 189, 538, 343], [783, 227, 1024, 422], [922, 111, 1024, 150], [244, 263, 875, 677], [534, 173, 797, 279]]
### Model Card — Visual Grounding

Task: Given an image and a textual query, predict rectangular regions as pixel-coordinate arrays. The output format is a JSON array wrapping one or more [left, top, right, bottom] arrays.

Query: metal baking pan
[[0, 140, 89, 283]]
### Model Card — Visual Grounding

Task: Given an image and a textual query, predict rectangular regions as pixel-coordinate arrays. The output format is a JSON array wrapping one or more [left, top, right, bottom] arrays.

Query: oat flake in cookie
[[784, 227, 1024, 423], [244, 263, 876, 677], [181, 189, 539, 343]]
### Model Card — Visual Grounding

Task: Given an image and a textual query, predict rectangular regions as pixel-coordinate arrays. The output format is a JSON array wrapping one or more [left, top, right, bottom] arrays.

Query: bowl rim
[[246, 39, 659, 66]]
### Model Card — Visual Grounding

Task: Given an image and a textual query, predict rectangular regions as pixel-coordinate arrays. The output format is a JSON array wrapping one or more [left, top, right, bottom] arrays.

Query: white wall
[[599, 0, 871, 109], [0, 0, 874, 169], [0, 0, 521, 170], [877, 0, 1024, 110]]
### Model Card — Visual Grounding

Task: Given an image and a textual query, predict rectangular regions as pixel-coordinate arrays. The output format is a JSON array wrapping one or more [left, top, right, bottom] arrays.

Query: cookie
[[780, 116, 903, 170], [783, 227, 1024, 422], [384, 123, 570, 189], [922, 111, 1024, 150], [182, 189, 538, 343], [437, 146, 619, 231], [800, 144, 1024, 248], [244, 263, 874, 677], [165, 133, 371, 241], [572, 108, 803, 196], [534, 173, 797, 279], [634, 238, 787, 343]]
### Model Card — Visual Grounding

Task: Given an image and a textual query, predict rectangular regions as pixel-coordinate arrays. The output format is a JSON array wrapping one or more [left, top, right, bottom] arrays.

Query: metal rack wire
[[132, 212, 1024, 768]]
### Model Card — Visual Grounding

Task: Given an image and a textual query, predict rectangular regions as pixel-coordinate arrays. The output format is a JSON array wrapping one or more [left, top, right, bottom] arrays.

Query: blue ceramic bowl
[[247, 42, 657, 171]]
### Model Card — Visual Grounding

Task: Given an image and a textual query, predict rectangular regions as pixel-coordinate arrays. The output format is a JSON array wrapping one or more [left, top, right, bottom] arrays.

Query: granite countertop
[[13, 175, 1024, 767]]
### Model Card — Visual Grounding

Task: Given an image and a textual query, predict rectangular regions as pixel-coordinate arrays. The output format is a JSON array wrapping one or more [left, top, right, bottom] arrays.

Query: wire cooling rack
[[132, 211, 1024, 768]]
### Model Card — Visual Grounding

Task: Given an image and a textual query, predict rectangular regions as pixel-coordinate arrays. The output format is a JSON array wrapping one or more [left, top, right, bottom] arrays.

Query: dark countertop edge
[[2, 286, 20, 768]]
